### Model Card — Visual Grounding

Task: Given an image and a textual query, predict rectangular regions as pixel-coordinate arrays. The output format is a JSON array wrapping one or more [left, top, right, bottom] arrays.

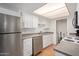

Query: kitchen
[[0, 3, 79, 56]]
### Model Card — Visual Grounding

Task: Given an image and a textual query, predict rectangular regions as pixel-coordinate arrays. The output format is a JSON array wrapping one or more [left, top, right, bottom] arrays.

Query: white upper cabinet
[[32, 15, 38, 28], [22, 13, 38, 28]]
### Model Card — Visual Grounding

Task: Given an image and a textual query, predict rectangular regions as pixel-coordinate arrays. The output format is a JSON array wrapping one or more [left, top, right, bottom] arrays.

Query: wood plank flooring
[[37, 44, 56, 56]]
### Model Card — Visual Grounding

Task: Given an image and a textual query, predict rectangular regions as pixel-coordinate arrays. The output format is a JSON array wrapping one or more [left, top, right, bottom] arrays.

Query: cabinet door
[[47, 34, 53, 45], [49, 34, 53, 44], [22, 13, 38, 28], [22, 14, 28, 28], [43, 36, 46, 48], [32, 15, 38, 28], [23, 38, 32, 56], [43, 35, 49, 48], [43, 34, 53, 48]]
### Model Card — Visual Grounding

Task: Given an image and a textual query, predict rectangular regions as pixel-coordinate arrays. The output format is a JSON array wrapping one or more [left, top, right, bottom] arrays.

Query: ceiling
[[0, 3, 77, 20], [0, 3, 46, 13]]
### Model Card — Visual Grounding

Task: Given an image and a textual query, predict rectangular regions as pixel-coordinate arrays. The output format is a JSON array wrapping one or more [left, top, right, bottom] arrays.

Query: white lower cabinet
[[43, 34, 53, 48], [23, 38, 32, 56]]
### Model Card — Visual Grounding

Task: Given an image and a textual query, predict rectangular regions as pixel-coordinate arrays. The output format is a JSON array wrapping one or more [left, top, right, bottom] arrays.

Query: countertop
[[22, 32, 53, 35], [22, 32, 53, 39], [54, 41, 79, 56]]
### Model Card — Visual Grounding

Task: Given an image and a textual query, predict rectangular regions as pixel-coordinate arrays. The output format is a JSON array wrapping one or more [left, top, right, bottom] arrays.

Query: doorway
[[56, 19, 67, 44]]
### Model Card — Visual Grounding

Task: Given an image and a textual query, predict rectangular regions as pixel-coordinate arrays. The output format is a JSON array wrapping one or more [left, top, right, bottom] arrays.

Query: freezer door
[[0, 33, 23, 56], [0, 13, 21, 33]]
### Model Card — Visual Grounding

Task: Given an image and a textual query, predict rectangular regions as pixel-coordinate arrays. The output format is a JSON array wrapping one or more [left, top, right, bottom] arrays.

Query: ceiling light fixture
[[33, 3, 69, 19]]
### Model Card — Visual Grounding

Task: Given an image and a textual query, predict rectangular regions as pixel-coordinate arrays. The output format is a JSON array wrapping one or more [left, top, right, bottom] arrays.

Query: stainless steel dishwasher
[[32, 35, 43, 56]]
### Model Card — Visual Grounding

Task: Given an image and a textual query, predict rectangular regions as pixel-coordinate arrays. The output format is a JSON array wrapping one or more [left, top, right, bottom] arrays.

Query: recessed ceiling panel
[[33, 3, 69, 19]]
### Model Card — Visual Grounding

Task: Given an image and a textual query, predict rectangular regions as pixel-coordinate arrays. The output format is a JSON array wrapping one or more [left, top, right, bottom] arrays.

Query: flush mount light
[[33, 3, 69, 19]]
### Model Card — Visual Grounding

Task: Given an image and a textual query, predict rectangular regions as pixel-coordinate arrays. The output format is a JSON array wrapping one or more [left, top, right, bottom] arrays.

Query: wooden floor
[[37, 44, 56, 56]]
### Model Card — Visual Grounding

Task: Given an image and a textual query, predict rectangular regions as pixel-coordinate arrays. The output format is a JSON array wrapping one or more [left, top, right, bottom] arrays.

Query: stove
[[62, 36, 79, 44]]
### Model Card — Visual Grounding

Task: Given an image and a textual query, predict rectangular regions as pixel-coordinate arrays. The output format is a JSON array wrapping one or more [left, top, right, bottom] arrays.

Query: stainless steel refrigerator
[[0, 13, 23, 56]]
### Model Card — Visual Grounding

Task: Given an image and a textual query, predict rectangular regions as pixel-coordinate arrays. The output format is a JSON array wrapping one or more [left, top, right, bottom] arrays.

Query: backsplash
[[22, 28, 36, 33], [22, 27, 51, 33]]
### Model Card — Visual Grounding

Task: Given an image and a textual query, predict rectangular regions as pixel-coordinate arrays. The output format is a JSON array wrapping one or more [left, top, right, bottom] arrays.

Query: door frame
[[56, 19, 67, 44]]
